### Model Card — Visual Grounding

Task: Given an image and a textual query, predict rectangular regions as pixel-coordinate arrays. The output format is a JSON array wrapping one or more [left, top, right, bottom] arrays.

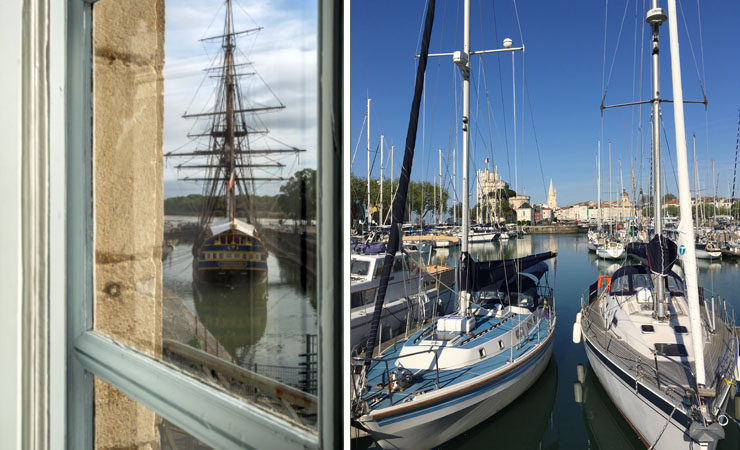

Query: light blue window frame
[[59, 0, 343, 448]]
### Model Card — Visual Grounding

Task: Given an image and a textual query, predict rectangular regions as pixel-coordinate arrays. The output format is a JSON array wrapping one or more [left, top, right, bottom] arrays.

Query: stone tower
[[547, 179, 558, 209]]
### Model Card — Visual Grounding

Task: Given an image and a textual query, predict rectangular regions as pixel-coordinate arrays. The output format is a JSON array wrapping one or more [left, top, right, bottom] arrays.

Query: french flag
[[228, 171, 235, 191], [484, 158, 489, 164]]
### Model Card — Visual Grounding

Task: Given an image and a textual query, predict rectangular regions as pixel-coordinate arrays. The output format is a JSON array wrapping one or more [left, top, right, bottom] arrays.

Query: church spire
[[547, 179, 557, 209]]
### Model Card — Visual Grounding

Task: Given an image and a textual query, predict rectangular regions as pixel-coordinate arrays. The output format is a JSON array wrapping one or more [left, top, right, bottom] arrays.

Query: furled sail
[[363, 0, 436, 365], [459, 251, 556, 294]]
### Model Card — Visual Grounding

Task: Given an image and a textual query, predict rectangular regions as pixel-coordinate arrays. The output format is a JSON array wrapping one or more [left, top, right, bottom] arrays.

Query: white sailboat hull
[[694, 248, 721, 260], [596, 246, 624, 260], [584, 339, 718, 450], [362, 336, 554, 450]]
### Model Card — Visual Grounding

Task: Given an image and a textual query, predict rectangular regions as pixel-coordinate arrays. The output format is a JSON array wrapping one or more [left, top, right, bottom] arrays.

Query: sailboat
[[573, 2, 738, 448], [351, 2, 557, 448], [166, 0, 304, 284]]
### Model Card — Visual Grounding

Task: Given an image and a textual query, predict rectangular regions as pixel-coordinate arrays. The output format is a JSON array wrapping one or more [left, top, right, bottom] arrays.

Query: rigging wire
[[521, 57, 548, 201], [601, 0, 631, 109], [490, 3, 512, 188], [351, 115, 367, 169]]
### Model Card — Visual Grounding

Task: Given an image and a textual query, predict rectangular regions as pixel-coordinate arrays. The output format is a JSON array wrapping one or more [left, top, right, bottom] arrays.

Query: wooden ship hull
[[193, 218, 267, 283]]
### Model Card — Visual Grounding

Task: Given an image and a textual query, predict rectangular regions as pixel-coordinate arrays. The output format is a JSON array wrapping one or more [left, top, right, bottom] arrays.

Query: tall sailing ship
[[167, 0, 304, 284]]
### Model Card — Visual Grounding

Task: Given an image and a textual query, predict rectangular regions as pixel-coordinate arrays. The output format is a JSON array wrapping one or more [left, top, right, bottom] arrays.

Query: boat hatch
[[424, 332, 460, 344], [654, 343, 688, 357]]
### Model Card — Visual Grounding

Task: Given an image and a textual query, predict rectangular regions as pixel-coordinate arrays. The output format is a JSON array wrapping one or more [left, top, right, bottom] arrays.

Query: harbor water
[[354, 233, 740, 449], [163, 239, 317, 373]]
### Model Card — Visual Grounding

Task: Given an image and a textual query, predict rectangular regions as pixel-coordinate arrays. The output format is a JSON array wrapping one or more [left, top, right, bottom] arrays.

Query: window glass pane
[[95, 377, 213, 449], [92, 0, 318, 430]]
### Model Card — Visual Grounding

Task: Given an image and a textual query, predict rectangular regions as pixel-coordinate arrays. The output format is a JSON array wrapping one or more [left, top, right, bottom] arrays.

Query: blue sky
[[350, 0, 740, 207], [163, 0, 317, 198]]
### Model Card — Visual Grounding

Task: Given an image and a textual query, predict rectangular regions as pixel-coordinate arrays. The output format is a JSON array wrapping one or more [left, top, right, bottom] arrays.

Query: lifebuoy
[[598, 275, 612, 291]]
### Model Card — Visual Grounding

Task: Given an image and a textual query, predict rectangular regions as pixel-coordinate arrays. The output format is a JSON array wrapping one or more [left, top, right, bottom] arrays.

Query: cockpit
[[609, 265, 684, 297]]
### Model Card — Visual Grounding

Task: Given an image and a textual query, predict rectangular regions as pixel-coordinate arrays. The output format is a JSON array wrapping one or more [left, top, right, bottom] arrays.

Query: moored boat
[[574, 2, 739, 448]]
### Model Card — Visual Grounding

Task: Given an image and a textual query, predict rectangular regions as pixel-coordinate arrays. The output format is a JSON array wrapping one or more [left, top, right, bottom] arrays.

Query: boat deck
[[359, 311, 553, 411], [582, 292, 736, 405]]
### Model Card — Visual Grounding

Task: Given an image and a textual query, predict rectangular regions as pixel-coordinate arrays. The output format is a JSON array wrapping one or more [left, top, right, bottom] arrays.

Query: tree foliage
[[278, 168, 317, 222], [350, 174, 450, 224], [164, 168, 317, 221]]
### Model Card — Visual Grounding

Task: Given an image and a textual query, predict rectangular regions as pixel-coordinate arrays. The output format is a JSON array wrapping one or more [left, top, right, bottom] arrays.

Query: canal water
[[162, 242, 317, 371], [356, 234, 740, 449]]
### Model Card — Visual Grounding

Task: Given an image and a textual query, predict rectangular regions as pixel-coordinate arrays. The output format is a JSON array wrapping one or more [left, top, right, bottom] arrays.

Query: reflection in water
[[351, 234, 740, 449], [163, 242, 317, 370], [577, 364, 644, 450], [275, 255, 317, 312], [587, 252, 622, 276], [192, 281, 267, 368], [444, 359, 559, 449]]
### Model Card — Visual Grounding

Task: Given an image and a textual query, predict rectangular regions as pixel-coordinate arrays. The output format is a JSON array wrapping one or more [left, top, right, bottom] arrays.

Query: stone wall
[[92, 0, 165, 448]]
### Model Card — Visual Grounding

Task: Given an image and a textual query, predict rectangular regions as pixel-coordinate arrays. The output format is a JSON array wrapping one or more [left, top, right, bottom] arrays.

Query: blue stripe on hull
[[200, 244, 265, 252], [584, 338, 691, 428], [376, 337, 554, 427], [196, 261, 268, 270]]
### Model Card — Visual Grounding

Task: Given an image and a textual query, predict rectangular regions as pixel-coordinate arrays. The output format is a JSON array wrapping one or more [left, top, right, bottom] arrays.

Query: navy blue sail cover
[[646, 234, 677, 275], [459, 251, 556, 294]]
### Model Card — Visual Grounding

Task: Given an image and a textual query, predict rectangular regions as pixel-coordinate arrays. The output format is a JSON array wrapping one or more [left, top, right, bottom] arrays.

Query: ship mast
[[225, 0, 237, 223]]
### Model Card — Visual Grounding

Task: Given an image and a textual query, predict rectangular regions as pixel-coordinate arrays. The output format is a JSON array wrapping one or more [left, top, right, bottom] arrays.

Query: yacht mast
[[453, 147, 457, 224], [367, 98, 371, 231], [609, 141, 612, 234], [449, 0, 522, 313], [665, 0, 705, 386], [598, 140, 601, 229], [439, 148, 443, 223], [380, 134, 384, 226], [458, 0, 472, 313], [693, 135, 699, 223], [647, 3, 666, 320]]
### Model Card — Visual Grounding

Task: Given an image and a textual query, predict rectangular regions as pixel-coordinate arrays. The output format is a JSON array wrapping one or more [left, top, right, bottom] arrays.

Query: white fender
[[572, 312, 582, 344]]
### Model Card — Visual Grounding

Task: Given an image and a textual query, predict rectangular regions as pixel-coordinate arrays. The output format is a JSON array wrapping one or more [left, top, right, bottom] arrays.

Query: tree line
[[165, 168, 317, 222], [351, 174, 520, 224]]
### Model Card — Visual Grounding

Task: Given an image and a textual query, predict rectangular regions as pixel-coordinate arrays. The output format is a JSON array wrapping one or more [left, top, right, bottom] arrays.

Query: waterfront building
[[510, 194, 531, 210], [476, 167, 510, 212], [515, 202, 534, 223], [533, 204, 554, 224]]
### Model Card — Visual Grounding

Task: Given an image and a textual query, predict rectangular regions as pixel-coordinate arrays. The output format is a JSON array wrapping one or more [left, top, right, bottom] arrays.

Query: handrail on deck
[[163, 339, 317, 410]]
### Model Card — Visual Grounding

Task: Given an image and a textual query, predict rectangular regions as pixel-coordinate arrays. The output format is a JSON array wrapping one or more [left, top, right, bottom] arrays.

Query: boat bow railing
[[352, 346, 442, 407]]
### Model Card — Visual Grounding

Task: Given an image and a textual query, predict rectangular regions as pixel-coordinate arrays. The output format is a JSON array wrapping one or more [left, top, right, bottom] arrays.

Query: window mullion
[[74, 331, 319, 450]]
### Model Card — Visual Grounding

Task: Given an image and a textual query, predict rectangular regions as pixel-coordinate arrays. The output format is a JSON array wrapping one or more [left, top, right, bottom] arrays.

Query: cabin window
[[392, 257, 404, 273], [673, 325, 689, 334], [641, 325, 655, 333], [351, 260, 371, 277], [498, 340, 505, 350], [54, 0, 333, 447], [375, 261, 385, 277], [610, 276, 629, 295]]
